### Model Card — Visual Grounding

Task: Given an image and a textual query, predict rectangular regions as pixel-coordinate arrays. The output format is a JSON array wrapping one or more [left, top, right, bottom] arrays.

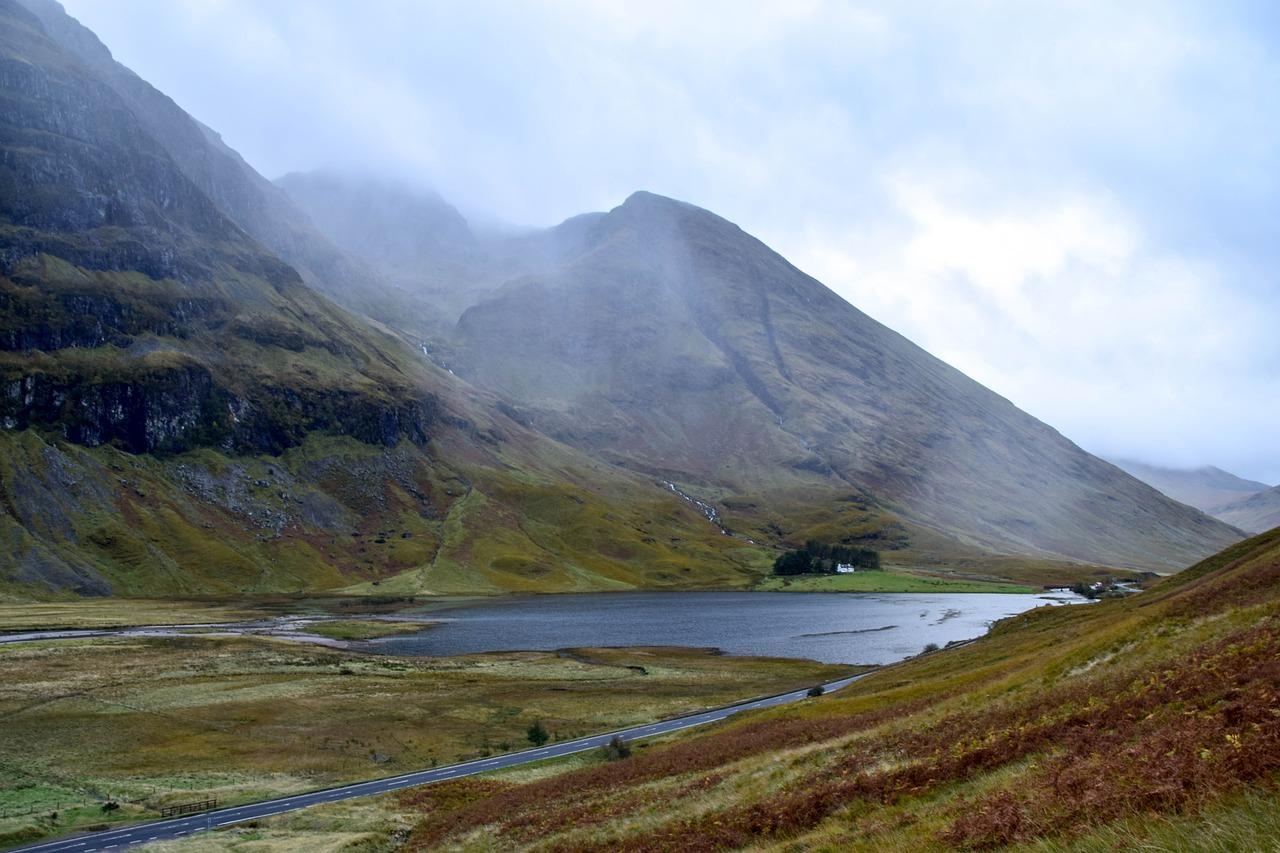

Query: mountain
[[1111, 458, 1270, 513], [402, 529, 1280, 849], [1215, 485, 1280, 534], [437, 192, 1240, 570], [275, 174, 1243, 572], [0, 0, 1243, 595], [0, 0, 762, 597], [15, 0, 409, 326]]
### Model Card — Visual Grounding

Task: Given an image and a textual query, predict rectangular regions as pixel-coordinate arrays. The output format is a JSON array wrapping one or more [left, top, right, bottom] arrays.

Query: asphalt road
[[9, 672, 872, 853]]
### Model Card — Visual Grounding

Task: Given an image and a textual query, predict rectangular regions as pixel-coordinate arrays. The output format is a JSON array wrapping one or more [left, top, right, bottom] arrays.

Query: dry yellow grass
[[0, 634, 848, 847], [0, 600, 269, 631]]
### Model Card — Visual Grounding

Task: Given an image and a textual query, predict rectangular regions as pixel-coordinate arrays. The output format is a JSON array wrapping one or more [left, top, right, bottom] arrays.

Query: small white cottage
[[835, 563, 856, 574]]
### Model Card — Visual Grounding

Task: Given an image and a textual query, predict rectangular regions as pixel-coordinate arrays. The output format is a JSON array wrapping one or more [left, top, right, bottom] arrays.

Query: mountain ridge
[[1215, 485, 1280, 534], [1111, 457, 1270, 514]]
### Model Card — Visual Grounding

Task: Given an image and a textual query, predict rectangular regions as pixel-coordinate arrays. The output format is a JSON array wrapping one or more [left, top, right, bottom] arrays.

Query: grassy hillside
[[0, 424, 773, 599], [397, 528, 1280, 850]]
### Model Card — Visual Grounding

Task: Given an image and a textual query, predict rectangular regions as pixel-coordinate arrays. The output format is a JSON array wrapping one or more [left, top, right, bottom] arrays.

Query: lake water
[[364, 590, 1084, 665]]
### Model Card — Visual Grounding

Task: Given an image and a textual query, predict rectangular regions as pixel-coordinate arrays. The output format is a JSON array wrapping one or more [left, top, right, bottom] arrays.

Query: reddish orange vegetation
[[406, 701, 933, 848], [940, 625, 1280, 847], [397, 778, 513, 813], [582, 620, 1280, 852]]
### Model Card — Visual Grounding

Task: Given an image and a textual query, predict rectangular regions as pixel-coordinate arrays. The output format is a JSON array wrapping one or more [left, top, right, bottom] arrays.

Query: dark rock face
[[1, 365, 228, 453], [16, 0, 395, 313], [229, 388, 437, 455], [0, 19, 235, 239], [0, 367, 440, 455], [0, 282, 230, 351]]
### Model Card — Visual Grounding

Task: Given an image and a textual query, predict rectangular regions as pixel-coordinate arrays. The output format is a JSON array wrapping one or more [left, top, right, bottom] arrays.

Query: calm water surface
[[365, 591, 1083, 665]]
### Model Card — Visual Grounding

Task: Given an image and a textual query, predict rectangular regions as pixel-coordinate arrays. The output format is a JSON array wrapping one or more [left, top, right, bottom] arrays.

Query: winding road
[[8, 672, 872, 853]]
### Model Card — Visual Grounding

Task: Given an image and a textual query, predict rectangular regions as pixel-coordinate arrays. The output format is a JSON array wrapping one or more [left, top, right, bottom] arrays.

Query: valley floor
[[0, 629, 848, 849], [2, 531, 1267, 853]]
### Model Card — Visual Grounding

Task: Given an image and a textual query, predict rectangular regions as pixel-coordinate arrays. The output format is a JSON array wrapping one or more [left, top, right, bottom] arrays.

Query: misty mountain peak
[[277, 170, 475, 269], [619, 189, 692, 210], [612, 189, 726, 228]]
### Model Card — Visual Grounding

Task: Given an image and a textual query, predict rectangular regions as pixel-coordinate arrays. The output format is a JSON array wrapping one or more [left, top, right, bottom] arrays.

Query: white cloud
[[792, 180, 1280, 480]]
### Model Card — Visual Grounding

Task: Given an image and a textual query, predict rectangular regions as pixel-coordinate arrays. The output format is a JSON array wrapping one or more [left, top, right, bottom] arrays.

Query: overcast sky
[[62, 0, 1280, 483]]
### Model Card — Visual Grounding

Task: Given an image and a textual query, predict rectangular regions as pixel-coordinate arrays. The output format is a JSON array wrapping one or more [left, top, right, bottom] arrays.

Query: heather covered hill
[[400, 528, 1280, 850], [446, 191, 1240, 570], [0, 0, 763, 597]]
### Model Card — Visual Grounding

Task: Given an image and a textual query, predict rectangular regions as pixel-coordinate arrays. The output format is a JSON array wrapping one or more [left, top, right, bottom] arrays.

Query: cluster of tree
[[527, 720, 550, 746], [1070, 578, 1135, 600], [772, 540, 881, 576], [600, 735, 632, 761]]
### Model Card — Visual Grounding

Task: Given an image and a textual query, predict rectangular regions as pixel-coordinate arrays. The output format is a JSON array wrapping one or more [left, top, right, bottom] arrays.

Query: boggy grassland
[[186, 528, 1280, 853], [0, 634, 849, 849]]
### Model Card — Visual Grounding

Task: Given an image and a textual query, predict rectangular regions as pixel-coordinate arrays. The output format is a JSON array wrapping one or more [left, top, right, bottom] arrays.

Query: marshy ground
[[0, 609, 849, 849]]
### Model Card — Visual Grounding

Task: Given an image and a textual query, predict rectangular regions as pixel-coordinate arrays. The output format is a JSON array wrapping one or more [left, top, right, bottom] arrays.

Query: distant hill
[[1111, 458, 1270, 513], [1215, 486, 1280, 534]]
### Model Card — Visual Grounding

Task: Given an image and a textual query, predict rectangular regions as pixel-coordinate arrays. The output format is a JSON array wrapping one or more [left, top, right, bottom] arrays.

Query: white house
[[836, 563, 856, 574]]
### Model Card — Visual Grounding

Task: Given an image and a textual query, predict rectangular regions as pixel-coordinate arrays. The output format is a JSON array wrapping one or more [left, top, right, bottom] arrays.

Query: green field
[[755, 569, 1035, 594], [0, 599, 270, 631]]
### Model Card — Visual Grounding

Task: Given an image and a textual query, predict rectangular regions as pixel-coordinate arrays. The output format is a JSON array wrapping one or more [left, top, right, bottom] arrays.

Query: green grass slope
[[399, 527, 1280, 850], [0, 422, 771, 599]]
